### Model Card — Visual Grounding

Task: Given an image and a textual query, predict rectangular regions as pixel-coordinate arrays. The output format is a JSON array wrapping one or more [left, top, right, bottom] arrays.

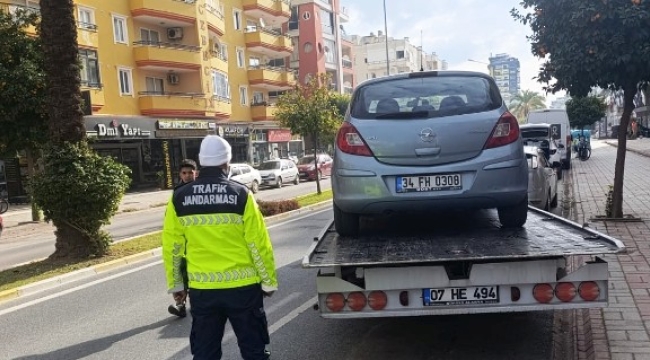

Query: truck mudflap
[[302, 207, 625, 318]]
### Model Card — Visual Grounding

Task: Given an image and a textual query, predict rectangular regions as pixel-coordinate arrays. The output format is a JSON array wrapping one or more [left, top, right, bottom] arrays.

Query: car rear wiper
[[375, 111, 430, 119]]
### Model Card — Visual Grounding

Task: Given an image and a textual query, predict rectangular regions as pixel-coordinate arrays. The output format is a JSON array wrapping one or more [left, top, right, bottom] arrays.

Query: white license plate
[[396, 174, 462, 193], [423, 286, 499, 306]]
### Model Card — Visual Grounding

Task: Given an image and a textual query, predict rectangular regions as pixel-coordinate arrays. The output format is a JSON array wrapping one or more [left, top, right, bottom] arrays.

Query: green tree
[[0, 10, 48, 221], [509, 90, 547, 122], [275, 73, 340, 194], [566, 96, 606, 133], [512, 0, 650, 218], [324, 92, 350, 146], [31, 0, 131, 258]]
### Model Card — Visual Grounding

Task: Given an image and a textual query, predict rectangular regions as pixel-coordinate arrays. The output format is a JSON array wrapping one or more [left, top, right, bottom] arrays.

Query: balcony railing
[[342, 59, 353, 69], [213, 95, 231, 103], [81, 81, 103, 89], [133, 40, 201, 52], [78, 22, 98, 31], [205, 4, 224, 18], [139, 91, 205, 97], [245, 26, 291, 40]]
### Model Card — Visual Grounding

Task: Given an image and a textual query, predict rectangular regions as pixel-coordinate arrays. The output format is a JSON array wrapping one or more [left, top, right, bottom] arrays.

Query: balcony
[[251, 104, 277, 121], [210, 96, 232, 119], [138, 91, 207, 117], [248, 66, 296, 91], [342, 58, 353, 69], [130, 0, 196, 26], [205, 4, 225, 36], [242, 0, 290, 24], [2, 4, 39, 34], [244, 28, 293, 58], [81, 86, 105, 112], [209, 55, 228, 74], [133, 41, 201, 71], [77, 23, 99, 48]]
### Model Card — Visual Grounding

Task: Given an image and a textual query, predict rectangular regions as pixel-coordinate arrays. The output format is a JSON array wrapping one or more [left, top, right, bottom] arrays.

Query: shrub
[[30, 142, 131, 258], [257, 199, 300, 217]]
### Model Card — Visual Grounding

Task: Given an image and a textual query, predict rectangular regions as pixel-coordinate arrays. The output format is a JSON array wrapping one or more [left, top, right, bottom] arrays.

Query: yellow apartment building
[[1, 0, 302, 191]]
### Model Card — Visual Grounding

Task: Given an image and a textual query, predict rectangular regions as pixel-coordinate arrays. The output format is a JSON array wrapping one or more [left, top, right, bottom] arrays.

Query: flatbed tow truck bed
[[302, 207, 625, 318]]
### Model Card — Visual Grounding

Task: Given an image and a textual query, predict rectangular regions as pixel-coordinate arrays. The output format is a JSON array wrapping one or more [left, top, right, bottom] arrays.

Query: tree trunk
[[25, 148, 42, 222], [50, 220, 99, 258], [611, 84, 637, 218], [39, 0, 85, 145], [313, 134, 322, 195]]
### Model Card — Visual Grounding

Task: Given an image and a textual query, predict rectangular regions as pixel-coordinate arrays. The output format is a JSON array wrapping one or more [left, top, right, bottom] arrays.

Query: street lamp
[[383, 0, 389, 75]]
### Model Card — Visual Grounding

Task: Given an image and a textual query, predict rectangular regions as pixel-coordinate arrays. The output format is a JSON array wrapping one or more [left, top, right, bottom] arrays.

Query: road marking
[[265, 292, 302, 314], [266, 207, 330, 230]]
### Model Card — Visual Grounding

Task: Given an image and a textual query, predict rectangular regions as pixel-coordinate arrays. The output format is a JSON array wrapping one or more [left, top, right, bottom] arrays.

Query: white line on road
[[266, 207, 330, 230], [268, 296, 318, 334]]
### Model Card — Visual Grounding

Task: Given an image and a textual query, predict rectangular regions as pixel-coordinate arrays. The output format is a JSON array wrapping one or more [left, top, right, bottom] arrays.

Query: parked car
[[520, 123, 563, 179], [525, 146, 558, 211], [526, 108, 572, 169], [228, 163, 262, 193], [297, 154, 333, 181], [332, 70, 529, 236], [257, 159, 300, 188]]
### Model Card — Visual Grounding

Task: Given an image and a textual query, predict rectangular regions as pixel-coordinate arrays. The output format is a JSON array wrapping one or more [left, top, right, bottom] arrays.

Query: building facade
[[1, 0, 307, 192], [350, 32, 446, 83], [488, 53, 521, 101]]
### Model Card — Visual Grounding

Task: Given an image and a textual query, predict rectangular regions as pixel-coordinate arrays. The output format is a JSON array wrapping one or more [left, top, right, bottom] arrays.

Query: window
[[145, 77, 164, 94], [233, 9, 241, 30], [249, 56, 261, 68], [236, 48, 245, 68], [320, 9, 333, 34], [268, 58, 285, 67], [112, 15, 128, 44], [324, 39, 336, 64], [217, 43, 228, 61], [396, 50, 405, 59], [118, 68, 133, 96], [239, 86, 248, 106], [212, 70, 230, 100], [140, 28, 159, 43], [78, 7, 96, 30], [79, 49, 100, 88], [252, 91, 264, 105]]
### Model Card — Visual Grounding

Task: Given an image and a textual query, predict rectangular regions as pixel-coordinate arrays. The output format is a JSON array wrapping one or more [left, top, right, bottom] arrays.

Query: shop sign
[[157, 120, 215, 130], [268, 129, 292, 142], [93, 119, 151, 138], [221, 125, 249, 138]]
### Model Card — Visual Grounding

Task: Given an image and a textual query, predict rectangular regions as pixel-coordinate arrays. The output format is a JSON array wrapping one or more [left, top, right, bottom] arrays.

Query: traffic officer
[[162, 135, 278, 360]]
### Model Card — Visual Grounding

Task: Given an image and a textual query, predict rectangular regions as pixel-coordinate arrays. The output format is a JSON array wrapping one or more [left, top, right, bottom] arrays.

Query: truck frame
[[302, 207, 625, 319]]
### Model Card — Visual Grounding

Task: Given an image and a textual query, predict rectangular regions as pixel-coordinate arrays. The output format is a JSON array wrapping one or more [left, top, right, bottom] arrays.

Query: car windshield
[[350, 75, 501, 119], [258, 161, 281, 170], [298, 156, 315, 165]]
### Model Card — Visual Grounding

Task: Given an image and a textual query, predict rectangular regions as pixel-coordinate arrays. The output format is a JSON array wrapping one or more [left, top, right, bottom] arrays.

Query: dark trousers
[[189, 284, 270, 360]]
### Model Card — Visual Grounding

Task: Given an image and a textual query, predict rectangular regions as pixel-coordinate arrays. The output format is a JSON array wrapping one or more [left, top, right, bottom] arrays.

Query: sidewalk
[[569, 140, 650, 360], [605, 137, 650, 157]]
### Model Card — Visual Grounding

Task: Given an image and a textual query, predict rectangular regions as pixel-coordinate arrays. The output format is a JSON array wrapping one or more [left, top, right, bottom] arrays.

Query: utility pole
[[420, 29, 424, 71], [383, 0, 390, 75]]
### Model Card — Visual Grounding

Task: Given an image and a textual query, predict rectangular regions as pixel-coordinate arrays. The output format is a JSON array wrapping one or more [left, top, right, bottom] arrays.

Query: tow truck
[[302, 207, 625, 318]]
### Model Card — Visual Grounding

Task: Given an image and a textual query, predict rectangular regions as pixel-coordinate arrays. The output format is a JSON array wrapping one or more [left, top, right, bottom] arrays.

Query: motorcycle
[[577, 137, 591, 161]]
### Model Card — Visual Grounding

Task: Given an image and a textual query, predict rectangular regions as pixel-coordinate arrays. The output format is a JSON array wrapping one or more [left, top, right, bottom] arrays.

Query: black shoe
[[168, 304, 187, 318], [264, 350, 271, 359]]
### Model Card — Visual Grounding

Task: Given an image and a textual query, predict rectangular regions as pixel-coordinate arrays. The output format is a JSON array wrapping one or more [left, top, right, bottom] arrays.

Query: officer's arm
[[243, 192, 278, 293], [162, 197, 186, 294]]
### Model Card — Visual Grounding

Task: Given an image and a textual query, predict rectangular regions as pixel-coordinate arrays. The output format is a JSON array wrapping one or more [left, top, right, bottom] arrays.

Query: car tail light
[[578, 281, 600, 301], [368, 291, 388, 310], [325, 293, 345, 312], [484, 112, 520, 149], [346, 292, 367, 311], [533, 283, 554, 303], [566, 135, 571, 148], [336, 122, 373, 156], [555, 282, 577, 302]]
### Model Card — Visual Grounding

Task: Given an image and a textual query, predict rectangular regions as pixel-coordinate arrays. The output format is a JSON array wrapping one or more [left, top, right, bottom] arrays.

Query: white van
[[526, 109, 572, 169]]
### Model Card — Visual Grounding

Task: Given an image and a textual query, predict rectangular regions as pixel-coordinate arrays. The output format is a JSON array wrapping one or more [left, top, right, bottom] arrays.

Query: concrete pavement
[[568, 140, 650, 360]]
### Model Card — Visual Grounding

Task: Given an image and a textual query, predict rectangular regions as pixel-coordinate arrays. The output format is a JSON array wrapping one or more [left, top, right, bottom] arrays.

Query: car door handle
[[415, 147, 441, 156]]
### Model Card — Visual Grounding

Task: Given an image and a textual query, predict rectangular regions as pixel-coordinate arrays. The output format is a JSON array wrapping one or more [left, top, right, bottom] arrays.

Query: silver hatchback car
[[332, 71, 529, 236]]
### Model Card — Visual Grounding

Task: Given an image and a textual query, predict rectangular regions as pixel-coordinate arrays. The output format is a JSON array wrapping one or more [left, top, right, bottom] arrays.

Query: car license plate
[[423, 286, 499, 306], [396, 174, 462, 193]]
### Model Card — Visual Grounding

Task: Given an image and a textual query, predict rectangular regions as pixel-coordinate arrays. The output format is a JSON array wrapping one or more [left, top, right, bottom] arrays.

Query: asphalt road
[[0, 179, 332, 271], [0, 209, 556, 360]]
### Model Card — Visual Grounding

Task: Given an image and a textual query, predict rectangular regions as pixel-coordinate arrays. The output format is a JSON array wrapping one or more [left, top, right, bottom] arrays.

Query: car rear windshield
[[522, 129, 550, 138], [298, 156, 314, 165], [350, 75, 502, 119]]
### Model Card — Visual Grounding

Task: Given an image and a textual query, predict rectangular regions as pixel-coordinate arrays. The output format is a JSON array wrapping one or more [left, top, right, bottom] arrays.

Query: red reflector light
[[484, 112, 520, 149], [533, 283, 554, 303], [511, 287, 521, 302], [555, 282, 577, 302], [578, 281, 600, 301], [336, 122, 373, 156], [346, 292, 367, 311], [325, 293, 345, 312], [399, 291, 409, 306], [368, 291, 388, 310]]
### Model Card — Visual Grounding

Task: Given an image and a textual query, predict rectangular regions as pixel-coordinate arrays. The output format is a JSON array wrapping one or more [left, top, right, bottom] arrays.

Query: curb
[[604, 141, 650, 158], [0, 200, 332, 306]]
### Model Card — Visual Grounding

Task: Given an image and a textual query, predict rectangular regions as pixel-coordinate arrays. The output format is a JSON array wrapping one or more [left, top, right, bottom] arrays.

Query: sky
[[341, 0, 566, 104]]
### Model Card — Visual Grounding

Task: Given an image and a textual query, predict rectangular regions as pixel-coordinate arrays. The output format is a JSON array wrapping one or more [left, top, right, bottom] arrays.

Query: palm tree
[[509, 90, 547, 123]]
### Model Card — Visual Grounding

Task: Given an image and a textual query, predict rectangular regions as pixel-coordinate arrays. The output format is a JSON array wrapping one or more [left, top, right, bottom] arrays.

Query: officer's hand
[[173, 290, 187, 303], [263, 291, 275, 298]]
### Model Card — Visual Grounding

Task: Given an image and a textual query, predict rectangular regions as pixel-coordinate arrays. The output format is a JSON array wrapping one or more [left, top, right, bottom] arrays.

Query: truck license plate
[[396, 174, 462, 193], [423, 286, 499, 306]]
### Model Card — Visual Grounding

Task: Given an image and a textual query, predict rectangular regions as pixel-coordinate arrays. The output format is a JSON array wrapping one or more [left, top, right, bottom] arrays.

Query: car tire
[[498, 195, 528, 228], [334, 203, 359, 237], [251, 180, 259, 194], [276, 177, 283, 189], [293, 175, 300, 185], [556, 167, 562, 180], [562, 158, 571, 170], [550, 192, 558, 208]]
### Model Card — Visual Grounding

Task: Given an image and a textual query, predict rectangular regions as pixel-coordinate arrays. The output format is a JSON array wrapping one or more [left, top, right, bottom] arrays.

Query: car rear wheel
[[251, 180, 259, 194], [334, 203, 359, 237], [276, 177, 283, 188], [293, 175, 300, 185], [498, 196, 528, 228]]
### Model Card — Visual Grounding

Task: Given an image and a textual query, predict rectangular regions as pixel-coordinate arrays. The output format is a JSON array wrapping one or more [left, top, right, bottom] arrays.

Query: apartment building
[[488, 53, 521, 100], [351, 31, 447, 83], [0, 0, 302, 191]]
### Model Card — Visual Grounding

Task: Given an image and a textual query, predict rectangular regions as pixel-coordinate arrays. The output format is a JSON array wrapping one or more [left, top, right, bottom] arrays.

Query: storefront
[[249, 127, 304, 165], [219, 124, 250, 164]]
